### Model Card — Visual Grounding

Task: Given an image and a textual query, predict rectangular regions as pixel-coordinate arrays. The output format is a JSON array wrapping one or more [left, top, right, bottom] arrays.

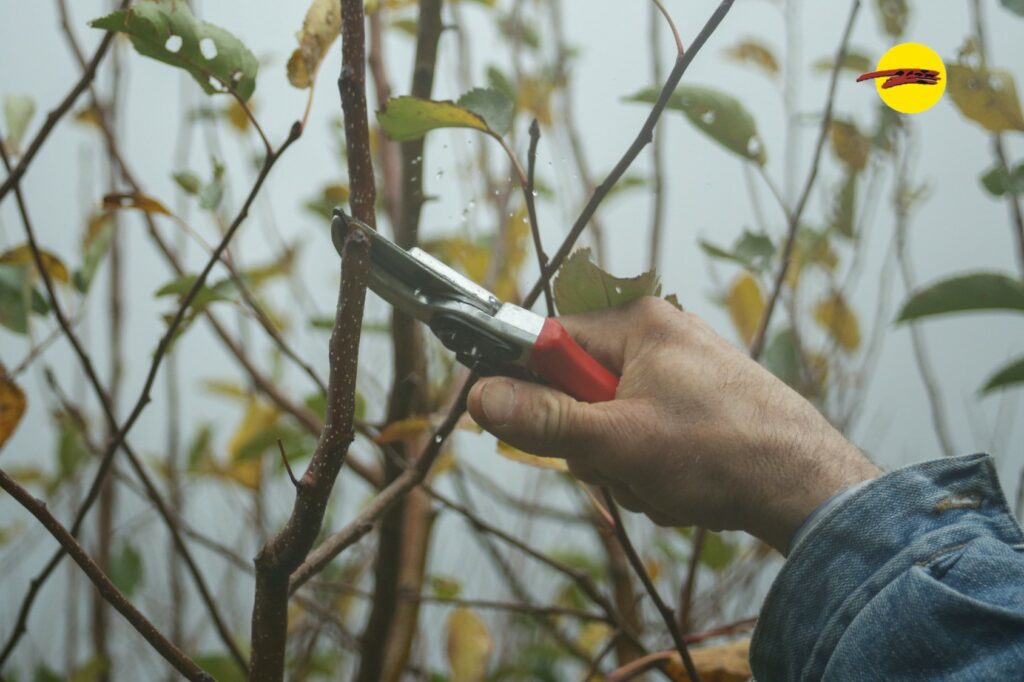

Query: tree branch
[[525, 119, 554, 316], [748, 0, 861, 359], [0, 470, 212, 681]]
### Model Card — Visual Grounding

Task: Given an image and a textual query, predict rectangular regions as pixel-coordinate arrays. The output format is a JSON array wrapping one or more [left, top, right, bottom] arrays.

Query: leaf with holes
[[947, 64, 1024, 132], [897, 272, 1024, 321], [726, 272, 764, 347], [3, 94, 35, 155], [102, 192, 172, 216], [287, 0, 342, 89], [447, 608, 493, 682], [378, 96, 490, 141], [626, 85, 766, 164], [0, 245, 70, 285], [554, 248, 663, 315], [982, 355, 1024, 394], [723, 39, 779, 77], [91, 0, 258, 101], [458, 87, 514, 136], [0, 365, 26, 450], [814, 293, 861, 352]]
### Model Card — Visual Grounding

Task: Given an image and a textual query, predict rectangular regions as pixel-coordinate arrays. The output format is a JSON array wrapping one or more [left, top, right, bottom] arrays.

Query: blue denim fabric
[[750, 453, 1024, 681]]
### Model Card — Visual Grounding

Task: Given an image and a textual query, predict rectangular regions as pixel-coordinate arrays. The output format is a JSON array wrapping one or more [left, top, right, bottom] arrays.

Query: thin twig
[[600, 489, 700, 682], [278, 439, 299, 488], [525, 119, 554, 315], [0, 0, 129, 204], [0, 470, 212, 682], [748, 0, 861, 359], [652, 0, 685, 55], [524, 0, 736, 308]]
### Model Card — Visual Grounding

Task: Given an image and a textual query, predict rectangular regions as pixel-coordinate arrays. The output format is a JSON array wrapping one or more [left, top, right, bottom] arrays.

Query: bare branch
[[0, 470, 212, 682], [526, 119, 555, 316], [749, 0, 861, 359]]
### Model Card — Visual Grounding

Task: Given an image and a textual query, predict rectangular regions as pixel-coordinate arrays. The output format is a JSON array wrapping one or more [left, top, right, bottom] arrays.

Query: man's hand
[[467, 297, 880, 554]]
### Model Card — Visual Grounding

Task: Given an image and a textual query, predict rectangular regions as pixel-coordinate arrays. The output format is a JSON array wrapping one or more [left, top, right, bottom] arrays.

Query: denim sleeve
[[750, 453, 1024, 681]]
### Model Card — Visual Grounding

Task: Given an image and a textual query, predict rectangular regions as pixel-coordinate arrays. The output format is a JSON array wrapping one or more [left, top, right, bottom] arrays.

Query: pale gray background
[[1, 0, 1022, 678]]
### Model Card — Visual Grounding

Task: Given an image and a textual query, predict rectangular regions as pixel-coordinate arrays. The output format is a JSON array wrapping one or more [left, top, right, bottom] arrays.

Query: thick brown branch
[[249, 229, 371, 681], [0, 470, 212, 681]]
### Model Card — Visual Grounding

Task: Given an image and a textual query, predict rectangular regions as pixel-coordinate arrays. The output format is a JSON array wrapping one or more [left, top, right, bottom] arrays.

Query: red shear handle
[[527, 318, 619, 403]]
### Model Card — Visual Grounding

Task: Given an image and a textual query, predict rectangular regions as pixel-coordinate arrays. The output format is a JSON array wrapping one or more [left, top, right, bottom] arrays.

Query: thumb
[[467, 377, 606, 458]]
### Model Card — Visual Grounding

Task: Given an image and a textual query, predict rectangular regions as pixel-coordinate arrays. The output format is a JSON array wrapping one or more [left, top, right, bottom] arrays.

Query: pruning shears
[[331, 209, 619, 403]]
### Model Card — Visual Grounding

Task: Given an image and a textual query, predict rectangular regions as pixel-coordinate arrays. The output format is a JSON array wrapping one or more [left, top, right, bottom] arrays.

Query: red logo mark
[[856, 68, 941, 89]]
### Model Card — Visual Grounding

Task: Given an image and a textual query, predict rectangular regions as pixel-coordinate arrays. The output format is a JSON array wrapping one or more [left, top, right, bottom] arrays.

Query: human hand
[[466, 297, 880, 554]]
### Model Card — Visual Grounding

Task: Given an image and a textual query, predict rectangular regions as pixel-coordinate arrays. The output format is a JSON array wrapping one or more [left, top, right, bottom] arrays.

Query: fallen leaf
[[447, 607, 492, 682], [0, 365, 27, 449], [726, 272, 764, 347], [287, 0, 342, 89]]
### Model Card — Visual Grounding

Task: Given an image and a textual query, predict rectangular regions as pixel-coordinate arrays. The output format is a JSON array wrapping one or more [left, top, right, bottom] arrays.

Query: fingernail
[[480, 381, 516, 426]]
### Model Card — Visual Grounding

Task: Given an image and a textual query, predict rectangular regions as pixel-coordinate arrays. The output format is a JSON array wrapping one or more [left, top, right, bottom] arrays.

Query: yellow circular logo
[[858, 42, 946, 114]]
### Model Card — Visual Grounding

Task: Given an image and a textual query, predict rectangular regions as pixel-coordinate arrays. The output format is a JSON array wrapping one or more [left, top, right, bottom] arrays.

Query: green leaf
[[172, 171, 201, 194], [69, 656, 107, 682], [625, 85, 766, 164], [109, 543, 144, 597], [982, 355, 1024, 393], [3, 94, 35, 155], [0, 265, 48, 334], [188, 423, 215, 470], [485, 65, 517, 104], [829, 119, 869, 172], [1000, 0, 1024, 17], [90, 0, 258, 101], [194, 654, 245, 682], [155, 274, 239, 312], [831, 172, 857, 238], [762, 327, 800, 388], [430, 575, 462, 600], [34, 664, 64, 682], [377, 96, 489, 142], [979, 162, 1024, 197], [553, 248, 662, 315], [947, 63, 1024, 133], [390, 18, 419, 37], [897, 272, 1024, 321], [457, 88, 514, 136], [73, 212, 115, 293], [699, 532, 736, 571], [699, 230, 775, 272], [874, 0, 909, 38], [198, 160, 225, 211]]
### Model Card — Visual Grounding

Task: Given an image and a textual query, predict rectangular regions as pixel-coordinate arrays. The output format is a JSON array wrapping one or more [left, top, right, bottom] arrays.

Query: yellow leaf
[[813, 293, 861, 352], [518, 77, 553, 126], [375, 416, 432, 445], [726, 272, 764, 347], [495, 440, 568, 472], [577, 622, 611, 655], [446, 607, 492, 682], [829, 119, 869, 172], [377, 96, 489, 141], [102, 192, 172, 216], [220, 400, 280, 489], [723, 39, 779, 76], [0, 365, 27, 450], [287, 0, 342, 89], [947, 64, 1024, 133], [201, 379, 249, 401], [663, 638, 751, 682], [0, 245, 70, 284], [644, 557, 662, 583], [6, 466, 46, 485], [73, 104, 104, 129], [224, 98, 251, 131]]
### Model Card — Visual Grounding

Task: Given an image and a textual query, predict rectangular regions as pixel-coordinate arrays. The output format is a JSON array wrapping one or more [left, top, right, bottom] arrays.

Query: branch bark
[[0, 470, 212, 682]]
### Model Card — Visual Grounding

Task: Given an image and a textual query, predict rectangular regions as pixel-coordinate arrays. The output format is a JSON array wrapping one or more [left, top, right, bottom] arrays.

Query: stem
[[749, 0, 860, 360], [525, 120, 554, 315], [600, 489, 700, 682], [524, 0, 736, 308], [0, 470, 212, 682]]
